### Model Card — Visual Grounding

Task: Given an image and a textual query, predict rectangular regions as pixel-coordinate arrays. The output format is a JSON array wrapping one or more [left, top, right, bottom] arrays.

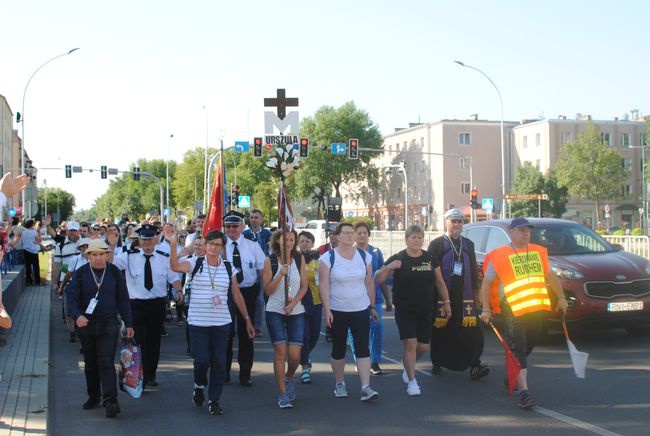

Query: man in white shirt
[[110, 224, 182, 387], [223, 211, 266, 386]]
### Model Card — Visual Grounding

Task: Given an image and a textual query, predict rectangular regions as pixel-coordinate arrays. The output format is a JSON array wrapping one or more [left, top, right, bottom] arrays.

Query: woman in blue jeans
[[167, 227, 254, 416], [262, 229, 308, 409]]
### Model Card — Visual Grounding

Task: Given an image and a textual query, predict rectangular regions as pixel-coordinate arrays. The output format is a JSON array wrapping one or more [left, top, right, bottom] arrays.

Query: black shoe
[[82, 397, 100, 410], [192, 387, 205, 407], [370, 363, 383, 375], [105, 402, 121, 418], [147, 378, 158, 387], [208, 401, 224, 415], [161, 328, 169, 337], [470, 363, 490, 380], [239, 378, 252, 387], [432, 364, 443, 375]]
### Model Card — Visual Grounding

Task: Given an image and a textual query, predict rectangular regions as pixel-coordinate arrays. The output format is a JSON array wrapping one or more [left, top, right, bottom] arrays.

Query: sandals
[[301, 368, 312, 384]]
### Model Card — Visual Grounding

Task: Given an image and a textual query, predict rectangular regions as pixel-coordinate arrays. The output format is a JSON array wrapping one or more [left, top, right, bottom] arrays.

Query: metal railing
[[602, 235, 650, 259], [369, 231, 443, 257]]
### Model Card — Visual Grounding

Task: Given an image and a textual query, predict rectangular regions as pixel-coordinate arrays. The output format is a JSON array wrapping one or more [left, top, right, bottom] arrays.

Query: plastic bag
[[119, 339, 143, 399]]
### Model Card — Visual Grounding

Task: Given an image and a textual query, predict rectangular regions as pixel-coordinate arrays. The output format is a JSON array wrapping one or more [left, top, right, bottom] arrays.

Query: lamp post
[[454, 60, 506, 218], [43, 179, 47, 217], [630, 145, 648, 233], [384, 161, 408, 229], [166, 133, 174, 222], [20, 48, 79, 216]]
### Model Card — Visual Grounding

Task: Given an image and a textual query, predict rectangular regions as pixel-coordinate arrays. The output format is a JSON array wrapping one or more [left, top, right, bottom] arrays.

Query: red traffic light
[[300, 138, 309, 158], [254, 137, 262, 146], [254, 137, 263, 157], [349, 138, 359, 159]]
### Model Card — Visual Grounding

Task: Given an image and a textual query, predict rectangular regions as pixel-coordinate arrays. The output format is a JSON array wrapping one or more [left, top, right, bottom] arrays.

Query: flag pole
[[220, 138, 225, 231], [281, 178, 289, 306]]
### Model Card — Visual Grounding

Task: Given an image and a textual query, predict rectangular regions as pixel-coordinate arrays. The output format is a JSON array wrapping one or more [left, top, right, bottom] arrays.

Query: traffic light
[[253, 137, 263, 157], [65, 165, 72, 178], [232, 184, 239, 207], [101, 165, 107, 179], [471, 187, 478, 209], [133, 166, 141, 181], [300, 138, 309, 158], [349, 138, 359, 159]]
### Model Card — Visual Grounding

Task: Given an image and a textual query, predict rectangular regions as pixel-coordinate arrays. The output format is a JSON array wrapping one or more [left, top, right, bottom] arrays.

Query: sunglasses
[[224, 224, 240, 229]]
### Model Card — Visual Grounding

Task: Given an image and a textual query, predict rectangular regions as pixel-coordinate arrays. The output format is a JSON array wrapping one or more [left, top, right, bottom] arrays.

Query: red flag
[[203, 159, 223, 235], [490, 322, 522, 395]]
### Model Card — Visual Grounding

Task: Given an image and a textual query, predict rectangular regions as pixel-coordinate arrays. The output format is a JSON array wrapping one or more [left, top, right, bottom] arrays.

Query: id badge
[[85, 298, 98, 314], [452, 261, 463, 276], [211, 296, 222, 307]]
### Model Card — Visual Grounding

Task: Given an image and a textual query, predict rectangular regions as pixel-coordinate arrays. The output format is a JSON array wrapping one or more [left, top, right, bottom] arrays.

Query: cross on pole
[[264, 88, 299, 120]]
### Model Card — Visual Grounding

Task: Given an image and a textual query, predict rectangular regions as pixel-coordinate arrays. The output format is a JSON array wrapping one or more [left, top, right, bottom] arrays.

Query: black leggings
[[330, 309, 370, 360], [24, 251, 41, 284]]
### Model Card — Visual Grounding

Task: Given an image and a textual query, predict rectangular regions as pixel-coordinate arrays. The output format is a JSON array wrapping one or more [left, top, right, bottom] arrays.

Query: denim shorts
[[265, 311, 305, 346]]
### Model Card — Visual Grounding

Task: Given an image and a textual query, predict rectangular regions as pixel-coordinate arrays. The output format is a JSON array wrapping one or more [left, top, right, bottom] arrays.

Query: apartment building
[[513, 116, 647, 228], [342, 117, 518, 230]]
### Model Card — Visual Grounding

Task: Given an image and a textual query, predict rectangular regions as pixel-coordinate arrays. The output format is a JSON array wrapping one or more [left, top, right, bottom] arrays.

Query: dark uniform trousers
[[77, 317, 120, 404], [226, 283, 260, 381], [131, 297, 166, 382]]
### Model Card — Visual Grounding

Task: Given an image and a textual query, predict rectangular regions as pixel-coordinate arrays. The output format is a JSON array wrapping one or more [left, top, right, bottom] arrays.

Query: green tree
[[556, 123, 629, 226], [510, 163, 568, 218], [173, 147, 219, 211], [37, 188, 76, 223], [296, 102, 383, 218]]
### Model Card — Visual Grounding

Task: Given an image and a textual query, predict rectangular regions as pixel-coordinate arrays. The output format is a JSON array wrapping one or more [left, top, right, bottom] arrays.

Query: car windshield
[[532, 225, 614, 255]]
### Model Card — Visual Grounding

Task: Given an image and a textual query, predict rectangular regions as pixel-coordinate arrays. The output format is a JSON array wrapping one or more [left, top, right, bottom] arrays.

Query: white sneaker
[[334, 382, 348, 398], [360, 386, 379, 402], [402, 369, 410, 384], [407, 379, 421, 396]]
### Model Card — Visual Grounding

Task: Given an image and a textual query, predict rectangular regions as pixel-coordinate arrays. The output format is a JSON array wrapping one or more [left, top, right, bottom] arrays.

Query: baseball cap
[[67, 221, 80, 231], [509, 217, 535, 229]]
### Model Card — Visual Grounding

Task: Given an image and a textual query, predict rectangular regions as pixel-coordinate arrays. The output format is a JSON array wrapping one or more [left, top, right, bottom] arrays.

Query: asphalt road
[[49, 296, 649, 436]]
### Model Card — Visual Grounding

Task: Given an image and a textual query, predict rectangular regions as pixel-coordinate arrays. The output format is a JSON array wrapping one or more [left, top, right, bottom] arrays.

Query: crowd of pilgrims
[[43, 208, 489, 418]]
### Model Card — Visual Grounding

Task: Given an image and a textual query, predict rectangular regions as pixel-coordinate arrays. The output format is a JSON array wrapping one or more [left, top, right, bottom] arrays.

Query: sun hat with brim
[[76, 238, 91, 248], [509, 217, 535, 229], [85, 239, 110, 254]]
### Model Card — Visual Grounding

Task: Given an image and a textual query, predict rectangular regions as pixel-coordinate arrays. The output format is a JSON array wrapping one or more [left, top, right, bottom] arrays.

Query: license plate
[[607, 301, 644, 312]]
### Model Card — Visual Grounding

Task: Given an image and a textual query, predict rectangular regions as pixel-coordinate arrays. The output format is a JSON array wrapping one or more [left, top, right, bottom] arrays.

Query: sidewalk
[[0, 284, 51, 435]]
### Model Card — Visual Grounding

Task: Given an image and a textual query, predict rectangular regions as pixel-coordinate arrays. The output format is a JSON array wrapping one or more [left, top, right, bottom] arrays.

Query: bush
[[345, 216, 375, 229], [631, 228, 644, 235], [596, 229, 609, 235], [613, 229, 626, 235]]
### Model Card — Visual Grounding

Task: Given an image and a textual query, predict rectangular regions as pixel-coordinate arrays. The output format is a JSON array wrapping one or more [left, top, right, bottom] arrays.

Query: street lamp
[[454, 60, 506, 218], [166, 133, 174, 222], [384, 161, 408, 229], [20, 48, 80, 217], [629, 145, 648, 233]]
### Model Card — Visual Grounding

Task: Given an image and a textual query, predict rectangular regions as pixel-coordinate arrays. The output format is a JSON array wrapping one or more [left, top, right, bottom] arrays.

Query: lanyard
[[205, 260, 220, 290], [90, 266, 107, 297], [445, 234, 462, 261]]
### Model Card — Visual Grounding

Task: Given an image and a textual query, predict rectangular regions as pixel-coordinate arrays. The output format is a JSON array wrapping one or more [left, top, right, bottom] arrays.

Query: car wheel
[[624, 326, 650, 336]]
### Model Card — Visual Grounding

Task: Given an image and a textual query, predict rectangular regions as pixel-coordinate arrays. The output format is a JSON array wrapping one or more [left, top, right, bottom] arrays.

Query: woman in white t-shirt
[[168, 227, 254, 416], [262, 229, 308, 409], [319, 222, 380, 402]]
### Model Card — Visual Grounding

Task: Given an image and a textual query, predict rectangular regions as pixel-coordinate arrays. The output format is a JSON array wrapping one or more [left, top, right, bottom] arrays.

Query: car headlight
[[551, 264, 584, 280], [645, 262, 650, 275]]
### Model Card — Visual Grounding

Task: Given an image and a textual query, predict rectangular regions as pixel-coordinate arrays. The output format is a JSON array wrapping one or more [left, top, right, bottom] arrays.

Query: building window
[[536, 133, 541, 147], [523, 136, 528, 148], [461, 182, 471, 195], [459, 132, 471, 145], [536, 159, 541, 170], [561, 132, 573, 144], [621, 133, 631, 147], [460, 156, 472, 169], [624, 158, 632, 172], [641, 133, 648, 146], [621, 185, 632, 198], [601, 132, 611, 145]]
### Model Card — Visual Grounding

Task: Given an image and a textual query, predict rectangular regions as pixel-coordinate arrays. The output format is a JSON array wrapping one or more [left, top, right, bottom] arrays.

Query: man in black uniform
[[427, 208, 488, 379]]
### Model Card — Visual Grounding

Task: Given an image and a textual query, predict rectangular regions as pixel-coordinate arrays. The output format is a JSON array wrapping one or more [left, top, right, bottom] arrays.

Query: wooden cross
[[264, 88, 299, 120], [465, 304, 473, 315]]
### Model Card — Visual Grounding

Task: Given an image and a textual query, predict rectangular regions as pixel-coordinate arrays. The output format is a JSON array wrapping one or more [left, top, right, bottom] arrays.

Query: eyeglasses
[[450, 219, 464, 224], [224, 224, 240, 229], [339, 231, 355, 236], [206, 242, 224, 248]]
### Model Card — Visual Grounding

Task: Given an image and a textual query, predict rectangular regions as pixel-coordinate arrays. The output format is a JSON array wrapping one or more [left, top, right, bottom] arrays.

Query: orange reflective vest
[[484, 243, 552, 317]]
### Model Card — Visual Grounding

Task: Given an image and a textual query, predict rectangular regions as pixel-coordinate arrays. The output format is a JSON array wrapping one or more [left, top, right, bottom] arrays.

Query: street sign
[[504, 193, 549, 200], [193, 201, 203, 214], [72, 166, 82, 173], [108, 168, 118, 175], [235, 141, 250, 152], [482, 198, 494, 210], [7, 208, 16, 217], [347, 211, 353, 218], [163, 208, 170, 217], [332, 143, 347, 155], [238, 196, 251, 208]]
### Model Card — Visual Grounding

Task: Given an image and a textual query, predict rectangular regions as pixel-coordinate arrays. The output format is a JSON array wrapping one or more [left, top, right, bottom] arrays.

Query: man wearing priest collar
[[428, 208, 488, 380], [109, 223, 182, 388], [222, 210, 266, 386]]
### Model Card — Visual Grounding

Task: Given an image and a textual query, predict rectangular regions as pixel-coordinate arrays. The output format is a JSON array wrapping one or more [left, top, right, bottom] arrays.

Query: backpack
[[185, 257, 233, 304], [328, 247, 367, 270], [269, 253, 310, 305]]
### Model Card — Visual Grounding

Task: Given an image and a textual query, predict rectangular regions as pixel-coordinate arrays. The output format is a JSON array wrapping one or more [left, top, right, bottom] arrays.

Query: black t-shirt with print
[[386, 250, 440, 309]]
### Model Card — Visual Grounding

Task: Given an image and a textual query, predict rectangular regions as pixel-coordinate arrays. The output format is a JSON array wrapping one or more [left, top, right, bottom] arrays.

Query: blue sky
[[2, 0, 648, 209]]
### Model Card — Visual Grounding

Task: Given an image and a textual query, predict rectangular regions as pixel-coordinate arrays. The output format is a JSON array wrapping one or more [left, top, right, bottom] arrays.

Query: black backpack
[[185, 257, 233, 304]]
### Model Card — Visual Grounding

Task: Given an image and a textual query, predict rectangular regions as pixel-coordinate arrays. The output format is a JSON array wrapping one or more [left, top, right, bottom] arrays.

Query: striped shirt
[[186, 257, 235, 327], [265, 260, 305, 315]]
